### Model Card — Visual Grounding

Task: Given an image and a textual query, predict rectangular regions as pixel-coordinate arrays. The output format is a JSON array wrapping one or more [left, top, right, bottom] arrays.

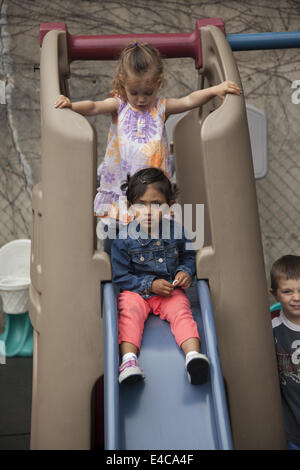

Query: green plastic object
[[270, 302, 282, 312], [0, 312, 33, 357]]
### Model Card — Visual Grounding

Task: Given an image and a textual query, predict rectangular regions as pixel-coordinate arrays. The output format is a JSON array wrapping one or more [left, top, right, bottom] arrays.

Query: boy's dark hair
[[270, 255, 300, 291], [120, 167, 178, 205]]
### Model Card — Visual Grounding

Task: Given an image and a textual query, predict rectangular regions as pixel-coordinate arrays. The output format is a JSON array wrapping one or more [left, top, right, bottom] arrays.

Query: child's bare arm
[[165, 80, 241, 118], [54, 95, 118, 116]]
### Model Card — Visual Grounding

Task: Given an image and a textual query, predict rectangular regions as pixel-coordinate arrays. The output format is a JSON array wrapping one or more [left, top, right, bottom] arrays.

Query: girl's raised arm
[[165, 80, 241, 118], [54, 95, 119, 116]]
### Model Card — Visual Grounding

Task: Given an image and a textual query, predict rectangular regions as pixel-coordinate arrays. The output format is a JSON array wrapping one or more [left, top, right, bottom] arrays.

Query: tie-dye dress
[[94, 96, 172, 220]]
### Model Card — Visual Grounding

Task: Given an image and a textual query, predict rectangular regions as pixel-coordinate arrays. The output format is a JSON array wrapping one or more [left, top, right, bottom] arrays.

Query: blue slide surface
[[102, 280, 233, 450]]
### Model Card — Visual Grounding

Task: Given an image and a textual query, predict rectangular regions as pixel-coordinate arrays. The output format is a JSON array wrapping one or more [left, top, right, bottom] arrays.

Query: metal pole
[[227, 31, 300, 51]]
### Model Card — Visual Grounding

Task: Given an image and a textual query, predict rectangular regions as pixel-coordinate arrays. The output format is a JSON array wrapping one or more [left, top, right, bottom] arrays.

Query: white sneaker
[[119, 357, 145, 385], [186, 352, 210, 385]]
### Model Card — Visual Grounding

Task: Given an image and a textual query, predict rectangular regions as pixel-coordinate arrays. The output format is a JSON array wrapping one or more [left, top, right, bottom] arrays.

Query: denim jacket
[[110, 219, 196, 299]]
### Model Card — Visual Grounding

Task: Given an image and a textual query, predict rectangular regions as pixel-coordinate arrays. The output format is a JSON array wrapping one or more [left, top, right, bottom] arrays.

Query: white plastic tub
[[0, 240, 31, 314]]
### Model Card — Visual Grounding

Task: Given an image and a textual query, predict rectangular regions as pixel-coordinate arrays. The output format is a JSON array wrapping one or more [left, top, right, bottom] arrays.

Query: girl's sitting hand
[[55, 95, 72, 109], [214, 80, 241, 101], [151, 279, 174, 297]]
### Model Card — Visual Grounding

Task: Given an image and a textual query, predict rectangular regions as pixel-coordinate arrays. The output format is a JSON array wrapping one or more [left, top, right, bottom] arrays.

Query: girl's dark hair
[[110, 42, 165, 101], [121, 168, 178, 205], [270, 254, 300, 291]]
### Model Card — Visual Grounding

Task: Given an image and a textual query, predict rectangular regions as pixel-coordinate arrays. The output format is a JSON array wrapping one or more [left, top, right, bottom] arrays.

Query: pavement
[[0, 356, 32, 450]]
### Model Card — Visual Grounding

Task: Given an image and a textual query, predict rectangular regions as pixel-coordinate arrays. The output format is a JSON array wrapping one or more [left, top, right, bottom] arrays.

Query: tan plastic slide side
[[30, 30, 111, 450], [174, 25, 285, 449]]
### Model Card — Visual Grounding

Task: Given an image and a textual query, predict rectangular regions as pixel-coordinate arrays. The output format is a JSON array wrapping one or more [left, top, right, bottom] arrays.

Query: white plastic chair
[[0, 239, 33, 357]]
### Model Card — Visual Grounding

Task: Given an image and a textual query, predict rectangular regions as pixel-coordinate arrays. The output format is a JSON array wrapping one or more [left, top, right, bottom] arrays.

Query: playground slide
[[103, 280, 233, 450], [32, 23, 285, 449]]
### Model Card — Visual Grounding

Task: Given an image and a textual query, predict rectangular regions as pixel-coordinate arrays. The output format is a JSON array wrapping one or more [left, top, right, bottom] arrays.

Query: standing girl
[[110, 167, 210, 385], [55, 42, 241, 218]]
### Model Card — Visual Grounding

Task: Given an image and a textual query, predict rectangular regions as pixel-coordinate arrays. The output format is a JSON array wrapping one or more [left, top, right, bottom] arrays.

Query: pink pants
[[118, 288, 200, 350]]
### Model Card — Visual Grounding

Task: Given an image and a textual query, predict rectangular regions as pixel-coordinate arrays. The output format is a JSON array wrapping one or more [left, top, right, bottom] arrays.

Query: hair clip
[[131, 41, 139, 48]]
